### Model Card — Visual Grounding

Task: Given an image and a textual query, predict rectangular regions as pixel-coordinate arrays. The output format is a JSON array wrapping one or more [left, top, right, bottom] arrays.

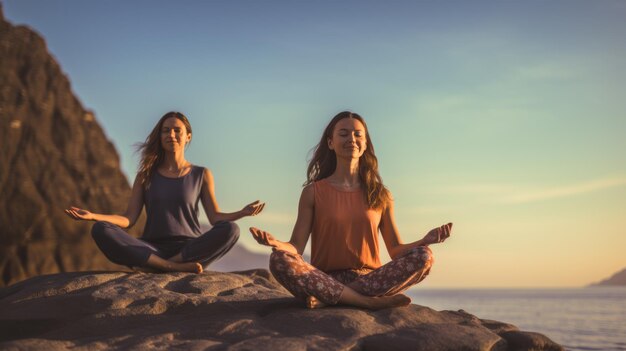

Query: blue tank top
[[141, 165, 204, 240]]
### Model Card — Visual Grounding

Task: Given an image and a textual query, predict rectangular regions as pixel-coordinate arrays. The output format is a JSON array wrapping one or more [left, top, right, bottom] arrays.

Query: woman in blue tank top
[[65, 111, 264, 273]]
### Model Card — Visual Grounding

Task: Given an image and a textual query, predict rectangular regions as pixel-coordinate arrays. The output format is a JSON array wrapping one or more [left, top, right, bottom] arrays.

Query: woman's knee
[[91, 221, 115, 241], [407, 246, 434, 269], [269, 250, 296, 275], [215, 221, 240, 242]]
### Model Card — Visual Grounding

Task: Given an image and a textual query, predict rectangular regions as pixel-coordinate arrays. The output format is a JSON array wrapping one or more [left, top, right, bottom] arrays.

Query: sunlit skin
[[250, 117, 452, 310], [65, 117, 265, 273]]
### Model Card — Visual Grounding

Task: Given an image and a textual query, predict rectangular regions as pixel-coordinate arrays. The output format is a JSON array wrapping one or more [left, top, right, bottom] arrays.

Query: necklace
[[165, 162, 190, 177], [329, 179, 361, 190]]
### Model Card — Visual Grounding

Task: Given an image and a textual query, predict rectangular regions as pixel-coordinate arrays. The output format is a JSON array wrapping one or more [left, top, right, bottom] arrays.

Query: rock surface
[[0, 270, 564, 351], [0, 4, 144, 286]]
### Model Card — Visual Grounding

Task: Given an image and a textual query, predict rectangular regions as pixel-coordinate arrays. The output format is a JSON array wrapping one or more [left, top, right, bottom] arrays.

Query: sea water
[[407, 287, 626, 351]]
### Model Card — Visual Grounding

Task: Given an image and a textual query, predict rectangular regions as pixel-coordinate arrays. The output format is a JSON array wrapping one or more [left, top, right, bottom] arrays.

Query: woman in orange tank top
[[250, 111, 452, 310]]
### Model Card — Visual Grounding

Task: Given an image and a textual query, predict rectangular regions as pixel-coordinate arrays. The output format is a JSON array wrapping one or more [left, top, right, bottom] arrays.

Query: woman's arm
[[380, 200, 453, 259], [379, 200, 416, 260], [200, 168, 264, 225], [250, 184, 315, 255], [65, 177, 145, 228]]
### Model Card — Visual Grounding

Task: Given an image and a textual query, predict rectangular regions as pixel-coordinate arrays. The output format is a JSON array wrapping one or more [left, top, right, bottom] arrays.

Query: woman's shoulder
[[311, 177, 328, 188], [299, 183, 316, 206], [307, 178, 329, 193], [191, 165, 211, 181], [303, 182, 315, 194]]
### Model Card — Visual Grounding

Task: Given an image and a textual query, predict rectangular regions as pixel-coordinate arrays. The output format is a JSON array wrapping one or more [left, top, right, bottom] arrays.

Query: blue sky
[[5, 0, 626, 287]]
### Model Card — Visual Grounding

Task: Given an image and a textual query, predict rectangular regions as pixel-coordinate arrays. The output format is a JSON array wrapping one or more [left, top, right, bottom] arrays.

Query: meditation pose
[[250, 111, 452, 310], [65, 111, 264, 273]]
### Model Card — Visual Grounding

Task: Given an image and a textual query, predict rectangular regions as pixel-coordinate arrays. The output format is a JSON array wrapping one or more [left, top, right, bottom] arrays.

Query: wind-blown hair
[[306, 111, 391, 210], [135, 111, 192, 189]]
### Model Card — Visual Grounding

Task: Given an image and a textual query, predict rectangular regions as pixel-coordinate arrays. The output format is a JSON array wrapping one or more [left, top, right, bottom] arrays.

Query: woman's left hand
[[242, 200, 265, 217], [423, 222, 453, 245]]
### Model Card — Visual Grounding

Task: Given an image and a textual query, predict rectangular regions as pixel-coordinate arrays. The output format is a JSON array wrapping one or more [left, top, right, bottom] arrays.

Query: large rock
[[0, 269, 564, 350], [0, 4, 143, 286]]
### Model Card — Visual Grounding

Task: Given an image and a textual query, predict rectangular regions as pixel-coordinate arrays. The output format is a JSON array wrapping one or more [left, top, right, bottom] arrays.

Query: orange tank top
[[311, 178, 383, 272]]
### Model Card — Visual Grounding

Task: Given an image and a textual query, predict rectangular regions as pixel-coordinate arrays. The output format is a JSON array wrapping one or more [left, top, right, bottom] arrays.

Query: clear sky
[[4, 0, 625, 288]]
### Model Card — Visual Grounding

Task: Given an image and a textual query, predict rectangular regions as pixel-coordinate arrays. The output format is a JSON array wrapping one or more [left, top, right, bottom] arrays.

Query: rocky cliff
[[0, 270, 564, 350], [0, 4, 143, 286]]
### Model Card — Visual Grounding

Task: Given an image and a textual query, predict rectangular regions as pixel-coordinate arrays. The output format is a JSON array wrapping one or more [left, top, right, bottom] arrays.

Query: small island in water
[[589, 267, 626, 286]]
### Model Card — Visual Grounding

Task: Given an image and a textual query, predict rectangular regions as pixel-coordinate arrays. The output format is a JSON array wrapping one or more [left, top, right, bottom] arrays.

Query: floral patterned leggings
[[269, 246, 434, 305]]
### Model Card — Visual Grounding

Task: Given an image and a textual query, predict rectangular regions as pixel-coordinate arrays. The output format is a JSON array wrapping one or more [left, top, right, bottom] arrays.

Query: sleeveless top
[[311, 178, 383, 272], [141, 165, 204, 240]]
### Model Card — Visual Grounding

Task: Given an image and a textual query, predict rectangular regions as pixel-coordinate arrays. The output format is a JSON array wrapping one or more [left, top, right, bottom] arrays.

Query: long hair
[[306, 111, 391, 210], [135, 111, 192, 189]]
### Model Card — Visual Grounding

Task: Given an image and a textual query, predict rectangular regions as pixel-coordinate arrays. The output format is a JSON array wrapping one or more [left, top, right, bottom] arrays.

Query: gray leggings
[[91, 221, 240, 269]]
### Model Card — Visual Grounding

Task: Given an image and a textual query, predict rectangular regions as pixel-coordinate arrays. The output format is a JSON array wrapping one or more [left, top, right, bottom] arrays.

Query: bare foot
[[146, 254, 203, 273], [306, 296, 328, 309], [364, 294, 412, 310], [164, 261, 203, 274], [131, 266, 160, 273]]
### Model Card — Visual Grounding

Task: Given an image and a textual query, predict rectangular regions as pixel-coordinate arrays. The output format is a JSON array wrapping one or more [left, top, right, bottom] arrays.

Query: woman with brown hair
[[66, 111, 264, 273], [250, 111, 452, 309]]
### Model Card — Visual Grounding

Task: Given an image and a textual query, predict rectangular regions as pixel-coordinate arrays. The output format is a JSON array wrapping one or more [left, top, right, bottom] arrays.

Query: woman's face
[[328, 117, 367, 160], [160, 117, 191, 152]]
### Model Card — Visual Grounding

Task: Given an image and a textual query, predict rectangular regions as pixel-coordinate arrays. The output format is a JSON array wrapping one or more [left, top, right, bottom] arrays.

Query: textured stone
[[0, 270, 564, 351]]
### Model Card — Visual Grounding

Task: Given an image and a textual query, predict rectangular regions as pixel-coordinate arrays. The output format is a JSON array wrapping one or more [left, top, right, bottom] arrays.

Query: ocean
[[407, 287, 626, 351]]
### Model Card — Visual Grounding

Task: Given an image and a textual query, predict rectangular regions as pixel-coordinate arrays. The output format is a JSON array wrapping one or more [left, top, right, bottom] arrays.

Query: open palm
[[64, 206, 94, 221], [249, 227, 279, 248], [423, 223, 453, 245]]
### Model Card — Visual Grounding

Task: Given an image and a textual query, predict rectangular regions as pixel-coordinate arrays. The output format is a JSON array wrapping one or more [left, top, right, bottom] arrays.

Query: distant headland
[[589, 267, 626, 286]]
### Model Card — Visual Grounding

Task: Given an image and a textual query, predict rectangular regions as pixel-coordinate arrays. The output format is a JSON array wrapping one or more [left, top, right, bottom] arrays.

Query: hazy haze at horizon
[[4, 0, 625, 288]]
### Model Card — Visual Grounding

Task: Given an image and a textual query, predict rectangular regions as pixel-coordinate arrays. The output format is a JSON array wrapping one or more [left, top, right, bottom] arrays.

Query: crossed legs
[[269, 246, 433, 310], [91, 221, 239, 273]]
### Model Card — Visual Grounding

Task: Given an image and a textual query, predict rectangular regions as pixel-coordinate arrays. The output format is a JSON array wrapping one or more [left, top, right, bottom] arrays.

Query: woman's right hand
[[64, 206, 95, 221], [249, 227, 279, 248]]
